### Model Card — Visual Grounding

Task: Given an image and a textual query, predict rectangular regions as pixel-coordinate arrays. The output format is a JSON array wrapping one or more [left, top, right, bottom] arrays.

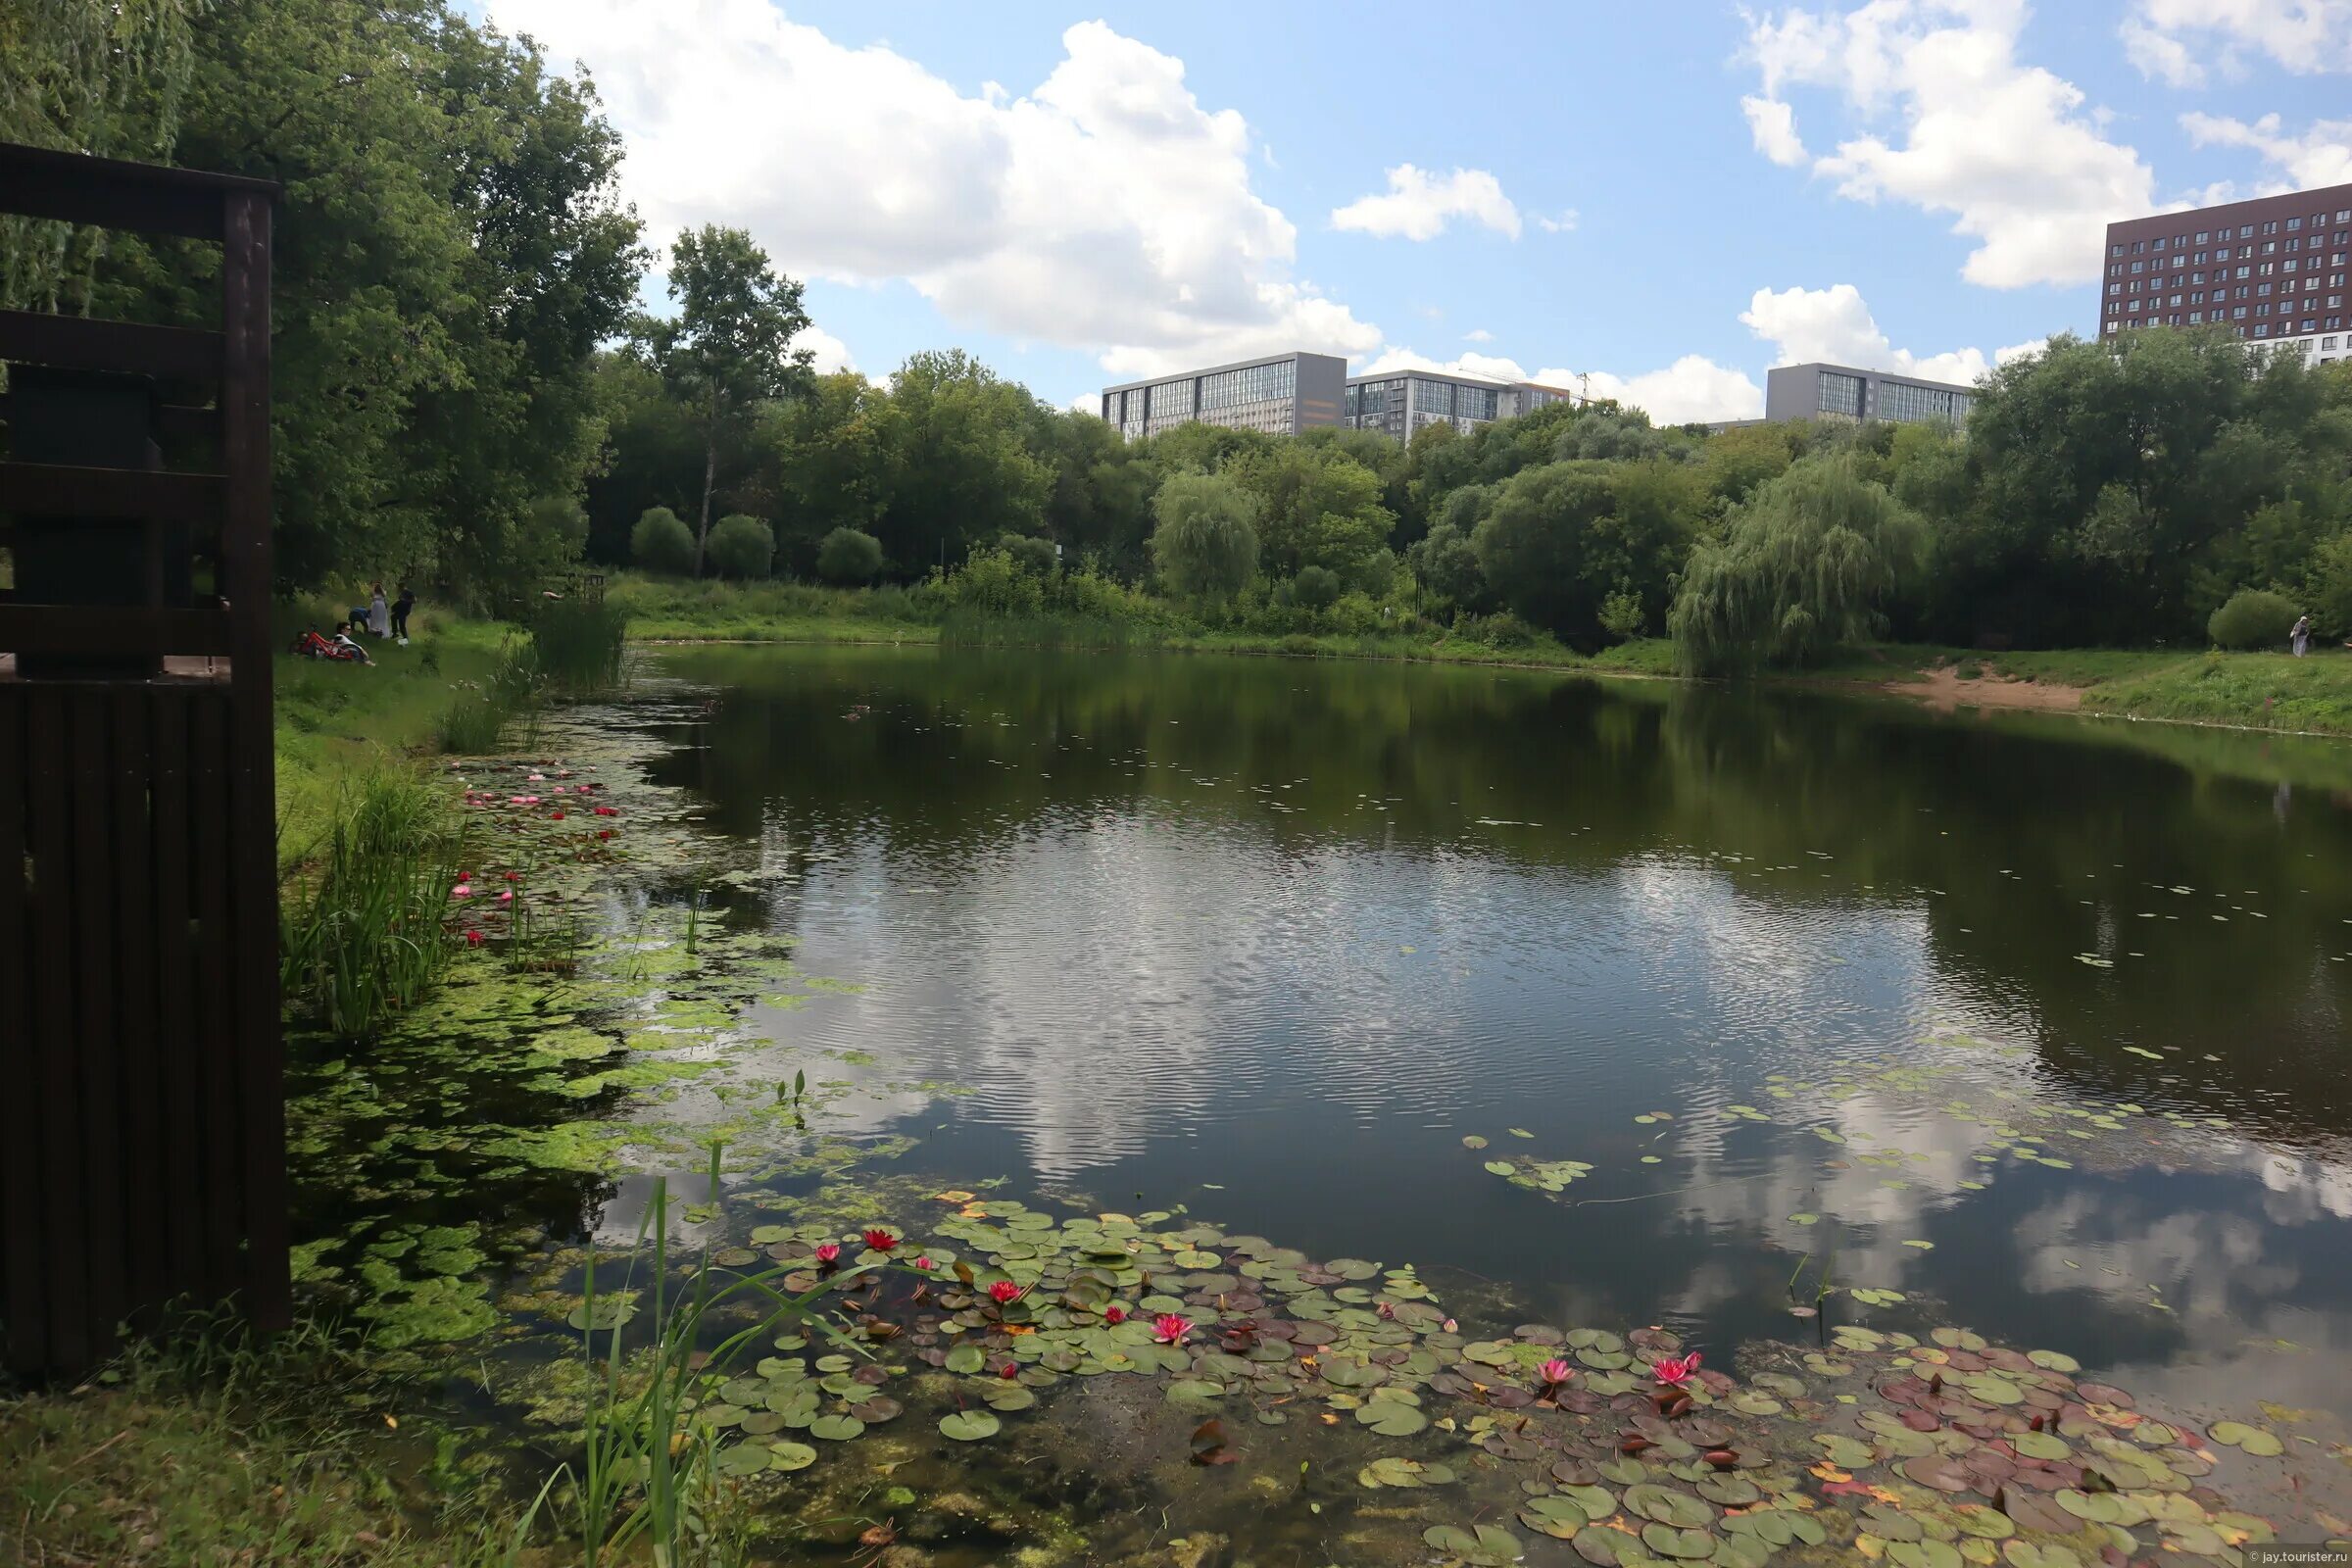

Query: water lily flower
[[812, 1243, 841, 1267], [464, 929, 484, 948], [862, 1228, 899, 1252], [988, 1280, 1023, 1304], [1102, 1305, 1126, 1325], [594, 806, 617, 816], [911, 1256, 935, 1271], [1376, 1300, 1396, 1320], [999, 1362, 1020, 1380], [496, 890, 514, 905], [597, 830, 614, 841], [551, 810, 565, 820], [1652, 1351, 1701, 1387], [1538, 1358, 1575, 1389], [504, 871, 519, 882], [1152, 1314, 1192, 1346], [452, 883, 473, 899]]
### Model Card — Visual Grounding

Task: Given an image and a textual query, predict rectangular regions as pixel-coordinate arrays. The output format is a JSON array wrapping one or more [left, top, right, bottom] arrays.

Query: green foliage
[[1293, 565, 1343, 610], [999, 533, 1059, 575], [815, 526, 885, 585], [631, 508, 697, 576], [1669, 455, 1927, 674], [1151, 471, 1260, 604], [1471, 460, 1697, 645], [1599, 590, 1645, 641], [1232, 443, 1396, 584], [933, 546, 1046, 617], [528, 596, 629, 690], [279, 770, 459, 1037], [638, 225, 814, 573], [2303, 532, 2352, 638], [2207, 588, 2299, 651], [705, 514, 775, 579]]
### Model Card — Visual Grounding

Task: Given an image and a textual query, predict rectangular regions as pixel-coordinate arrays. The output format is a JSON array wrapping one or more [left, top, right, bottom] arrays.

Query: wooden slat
[[188, 695, 241, 1305], [0, 144, 275, 241], [69, 692, 128, 1346], [0, 309, 224, 380], [0, 605, 233, 658], [23, 688, 87, 1373], [0, 690, 45, 1369], [0, 463, 224, 526], [221, 190, 288, 1328], [148, 693, 207, 1306], [111, 688, 164, 1327]]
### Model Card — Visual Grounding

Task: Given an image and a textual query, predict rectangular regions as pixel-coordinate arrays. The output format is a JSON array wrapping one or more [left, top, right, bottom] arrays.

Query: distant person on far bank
[[392, 583, 416, 644], [2291, 613, 2312, 658], [369, 581, 390, 638]]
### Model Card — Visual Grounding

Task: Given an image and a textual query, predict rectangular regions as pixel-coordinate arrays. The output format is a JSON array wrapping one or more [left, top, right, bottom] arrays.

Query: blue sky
[[485, 0, 2352, 421]]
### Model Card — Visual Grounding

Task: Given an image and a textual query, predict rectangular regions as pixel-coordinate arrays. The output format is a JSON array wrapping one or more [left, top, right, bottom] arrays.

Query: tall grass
[[530, 596, 630, 691], [279, 770, 461, 1035], [546, 1147, 872, 1567], [938, 607, 1160, 651]]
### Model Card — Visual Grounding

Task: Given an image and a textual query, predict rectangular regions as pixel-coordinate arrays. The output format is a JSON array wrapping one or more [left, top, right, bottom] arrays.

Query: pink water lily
[[1152, 1314, 1193, 1346], [1102, 1305, 1126, 1325], [464, 929, 484, 948], [988, 1280, 1024, 1304], [911, 1255, 935, 1271], [862, 1228, 900, 1253], [1376, 1300, 1396, 1320], [452, 883, 474, 899], [496, 890, 514, 905], [1538, 1358, 1575, 1389], [999, 1361, 1020, 1380], [812, 1242, 841, 1267], [1652, 1351, 1701, 1387]]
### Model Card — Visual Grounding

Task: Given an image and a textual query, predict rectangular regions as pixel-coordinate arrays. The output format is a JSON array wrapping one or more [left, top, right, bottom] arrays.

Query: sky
[[477, 0, 2352, 423]]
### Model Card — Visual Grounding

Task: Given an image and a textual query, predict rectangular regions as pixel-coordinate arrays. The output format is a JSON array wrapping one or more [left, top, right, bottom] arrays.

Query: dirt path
[[1885, 665, 2083, 712]]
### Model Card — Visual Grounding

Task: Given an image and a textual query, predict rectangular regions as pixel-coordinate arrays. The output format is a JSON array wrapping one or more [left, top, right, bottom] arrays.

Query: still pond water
[[621, 644, 2352, 1436]]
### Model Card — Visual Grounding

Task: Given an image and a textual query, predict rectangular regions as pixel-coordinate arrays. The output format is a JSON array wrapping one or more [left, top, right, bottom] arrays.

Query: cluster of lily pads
[[627, 1193, 2302, 1568]]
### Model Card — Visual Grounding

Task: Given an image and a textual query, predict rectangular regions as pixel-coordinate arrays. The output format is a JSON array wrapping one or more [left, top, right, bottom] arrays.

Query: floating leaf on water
[[714, 1444, 770, 1477], [564, 1293, 639, 1332], [938, 1410, 1001, 1441], [1422, 1523, 1520, 1563], [1624, 1483, 1712, 1528], [806, 1413, 864, 1442], [1517, 1494, 1589, 1538], [765, 1440, 818, 1473], [2208, 1420, 2284, 1456], [944, 1346, 985, 1374], [1788, 1213, 1819, 1225], [1483, 1160, 1516, 1176], [1461, 1135, 1489, 1150], [1508, 1128, 1534, 1139]]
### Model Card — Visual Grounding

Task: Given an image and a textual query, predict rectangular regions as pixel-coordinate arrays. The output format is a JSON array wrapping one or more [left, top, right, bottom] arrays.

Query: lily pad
[[765, 1440, 818, 1473], [2209, 1420, 2283, 1456], [938, 1409, 1002, 1442]]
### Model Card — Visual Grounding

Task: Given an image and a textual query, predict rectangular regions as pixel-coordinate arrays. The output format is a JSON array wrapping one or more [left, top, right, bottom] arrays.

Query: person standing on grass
[[392, 583, 416, 643], [369, 581, 390, 639], [2292, 612, 2312, 658]]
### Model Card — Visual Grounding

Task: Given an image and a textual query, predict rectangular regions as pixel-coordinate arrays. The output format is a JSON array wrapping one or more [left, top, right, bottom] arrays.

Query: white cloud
[[1738, 283, 2035, 382], [1563, 358, 1765, 424], [1330, 165, 1522, 240], [1352, 346, 1533, 381], [2181, 111, 2352, 191], [1463, 327, 1494, 343], [1741, 95, 1809, 166], [1537, 209, 1581, 232], [1741, 1, 2160, 287], [482, 4, 1381, 379], [800, 325, 857, 376], [2121, 18, 2208, 86], [2122, 0, 2352, 78]]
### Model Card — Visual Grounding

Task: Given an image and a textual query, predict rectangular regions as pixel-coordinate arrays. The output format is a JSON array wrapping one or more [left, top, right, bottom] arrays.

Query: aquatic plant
[[1652, 1349, 1701, 1387], [279, 769, 463, 1035]]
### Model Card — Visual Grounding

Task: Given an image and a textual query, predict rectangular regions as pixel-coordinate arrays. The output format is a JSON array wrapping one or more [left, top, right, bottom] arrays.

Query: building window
[[2189, 312, 2203, 323], [1816, 370, 1865, 418], [2195, 230, 2209, 243], [2255, 323, 2270, 336]]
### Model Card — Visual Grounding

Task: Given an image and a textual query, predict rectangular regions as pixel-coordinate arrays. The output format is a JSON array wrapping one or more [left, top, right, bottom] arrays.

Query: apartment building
[[2100, 183, 2352, 368], [1099, 352, 1348, 440]]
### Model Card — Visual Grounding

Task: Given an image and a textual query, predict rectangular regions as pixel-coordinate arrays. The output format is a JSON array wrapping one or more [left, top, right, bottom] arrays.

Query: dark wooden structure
[[0, 143, 289, 1376]]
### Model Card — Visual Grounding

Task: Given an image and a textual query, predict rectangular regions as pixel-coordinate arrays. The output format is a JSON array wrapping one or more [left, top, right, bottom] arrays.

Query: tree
[[1151, 471, 1258, 604], [631, 507, 697, 575], [875, 350, 1051, 572], [1668, 455, 1926, 673], [816, 527, 884, 584], [755, 371, 897, 577], [640, 225, 814, 575], [1232, 444, 1395, 583], [706, 514, 775, 578], [1293, 565, 1342, 609], [999, 534, 1058, 575], [1471, 464, 1619, 639]]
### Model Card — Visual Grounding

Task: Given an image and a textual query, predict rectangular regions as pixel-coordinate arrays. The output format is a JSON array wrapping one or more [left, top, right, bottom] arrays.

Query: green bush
[[1293, 565, 1342, 610], [999, 533, 1059, 575], [815, 526, 884, 584], [706, 514, 775, 579], [935, 546, 1046, 617], [631, 507, 697, 576], [2206, 587, 2299, 651], [1151, 471, 1258, 604]]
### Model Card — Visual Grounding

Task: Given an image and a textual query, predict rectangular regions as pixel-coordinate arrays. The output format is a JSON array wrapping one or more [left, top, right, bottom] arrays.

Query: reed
[[279, 769, 462, 1035], [529, 596, 631, 692]]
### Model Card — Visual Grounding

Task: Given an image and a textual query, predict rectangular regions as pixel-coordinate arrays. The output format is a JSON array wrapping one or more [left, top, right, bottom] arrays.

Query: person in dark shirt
[[392, 584, 416, 642]]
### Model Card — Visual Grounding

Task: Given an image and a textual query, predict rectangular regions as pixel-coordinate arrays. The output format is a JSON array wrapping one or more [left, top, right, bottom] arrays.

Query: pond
[[298, 645, 2352, 1564]]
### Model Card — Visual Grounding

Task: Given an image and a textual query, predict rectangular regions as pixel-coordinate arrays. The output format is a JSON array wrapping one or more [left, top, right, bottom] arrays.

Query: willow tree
[[1150, 470, 1259, 605], [1, 0, 205, 310], [1668, 454, 1926, 674]]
